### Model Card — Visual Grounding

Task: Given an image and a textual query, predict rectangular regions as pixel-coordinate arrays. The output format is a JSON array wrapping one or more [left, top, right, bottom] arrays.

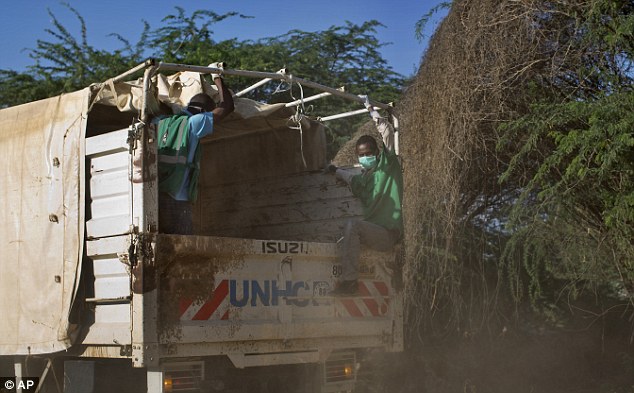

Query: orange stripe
[[357, 281, 371, 297], [192, 280, 229, 320], [341, 299, 364, 317], [179, 298, 194, 318], [362, 298, 380, 316], [373, 281, 389, 296]]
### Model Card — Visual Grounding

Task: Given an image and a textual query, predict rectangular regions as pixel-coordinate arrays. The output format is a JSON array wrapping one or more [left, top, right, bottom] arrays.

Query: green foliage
[[0, 3, 146, 105], [498, 0, 634, 312], [0, 6, 403, 155], [258, 21, 404, 155], [414, 1, 452, 42], [145, 11, 403, 153], [31, 3, 144, 89], [147, 7, 253, 65], [0, 70, 61, 108]]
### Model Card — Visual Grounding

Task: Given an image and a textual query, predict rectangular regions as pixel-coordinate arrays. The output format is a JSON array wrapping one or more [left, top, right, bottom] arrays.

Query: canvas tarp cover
[[92, 71, 325, 151], [0, 89, 88, 355], [0, 70, 323, 355]]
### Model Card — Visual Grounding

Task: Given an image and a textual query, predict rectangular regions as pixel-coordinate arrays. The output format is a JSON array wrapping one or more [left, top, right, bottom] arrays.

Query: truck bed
[[82, 126, 403, 365], [84, 232, 401, 358]]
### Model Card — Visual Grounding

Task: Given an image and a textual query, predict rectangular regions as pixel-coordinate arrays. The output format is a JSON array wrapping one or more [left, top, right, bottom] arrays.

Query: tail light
[[323, 351, 356, 391], [162, 361, 204, 392]]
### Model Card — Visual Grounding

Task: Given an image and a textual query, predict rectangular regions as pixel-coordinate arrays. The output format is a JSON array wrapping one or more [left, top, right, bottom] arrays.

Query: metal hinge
[[120, 345, 132, 357], [126, 121, 144, 154]]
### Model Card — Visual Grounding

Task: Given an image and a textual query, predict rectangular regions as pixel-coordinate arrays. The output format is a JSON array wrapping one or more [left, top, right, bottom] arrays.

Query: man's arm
[[335, 168, 356, 185], [324, 164, 357, 186], [324, 164, 358, 185], [362, 96, 394, 152], [211, 76, 235, 123]]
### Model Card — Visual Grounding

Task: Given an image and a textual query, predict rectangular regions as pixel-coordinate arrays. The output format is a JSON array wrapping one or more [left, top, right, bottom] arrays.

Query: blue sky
[[0, 0, 448, 77]]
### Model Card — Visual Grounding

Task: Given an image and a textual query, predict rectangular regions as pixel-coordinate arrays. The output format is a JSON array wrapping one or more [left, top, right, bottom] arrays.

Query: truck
[[0, 60, 403, 393]]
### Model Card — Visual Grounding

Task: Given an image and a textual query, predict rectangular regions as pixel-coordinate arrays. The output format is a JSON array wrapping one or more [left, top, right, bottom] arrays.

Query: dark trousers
[[159, 193, 193, 235], [340, 219, 399, 281]]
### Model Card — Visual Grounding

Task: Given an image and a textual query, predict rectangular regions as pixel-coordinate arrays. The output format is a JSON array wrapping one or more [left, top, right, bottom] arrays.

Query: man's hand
[[209, 66, 235, 123], [208, 62, 226, 80], [323, 164, 338, 174], [359, 94, 380, 120], [359, 95, 372, 111]]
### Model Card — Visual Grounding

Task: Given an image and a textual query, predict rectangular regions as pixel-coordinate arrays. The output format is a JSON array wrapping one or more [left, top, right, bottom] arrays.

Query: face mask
[[358, 155, 377, 170]]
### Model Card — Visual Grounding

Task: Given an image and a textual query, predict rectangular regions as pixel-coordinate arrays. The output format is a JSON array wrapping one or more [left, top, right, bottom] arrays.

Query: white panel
[[86, 215, 131, 238], [157, 234, 400, 359], [92, 257, 129, 277], [89, 172, 130, 202], [86, 130, 131, 239], [85, 236, 129, 258], [89, 194, 128, 218], [85, 128, 129, 156], [89, 151, 129, 173], [85, 237, 131, 337], [95, 304, 130, 324], [82, 323, 131, 345], [94, 276, 130, 299]]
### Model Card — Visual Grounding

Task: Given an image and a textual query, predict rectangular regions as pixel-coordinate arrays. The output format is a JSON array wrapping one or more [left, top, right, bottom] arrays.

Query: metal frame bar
[[235, 77, 274, 97], [319, 107, 381, 122], [110, 59, 156, 85], [33, 359, 52, 393], [285, 88, 343, 108], [132, 63, 160, 370], [156, 62, 392, 111], [100, 59, 395, 115], [235, 67, 287, 97], [140, 65, 157, 123]]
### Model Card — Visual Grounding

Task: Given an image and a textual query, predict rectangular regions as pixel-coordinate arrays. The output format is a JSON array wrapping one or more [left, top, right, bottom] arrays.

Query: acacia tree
[[0, 3, 146, 106], [0, 5, 404, 155], [144, 9, 404, 154], [498, 0, 634, 313], [400, 0, 634, 340]]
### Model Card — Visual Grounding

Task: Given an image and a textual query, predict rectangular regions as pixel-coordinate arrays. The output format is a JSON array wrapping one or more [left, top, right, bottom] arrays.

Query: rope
[[286, 79, 309, 168], [272, 79, 291, 95]]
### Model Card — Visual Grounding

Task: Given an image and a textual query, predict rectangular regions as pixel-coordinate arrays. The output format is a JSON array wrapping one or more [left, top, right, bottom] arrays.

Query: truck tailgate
[[157, 234, 402, 358]]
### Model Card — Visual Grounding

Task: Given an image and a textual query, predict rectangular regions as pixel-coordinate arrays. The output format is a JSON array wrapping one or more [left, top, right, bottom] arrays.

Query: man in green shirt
[[327, 98, 403, 295], [157, 73, 234, 234]]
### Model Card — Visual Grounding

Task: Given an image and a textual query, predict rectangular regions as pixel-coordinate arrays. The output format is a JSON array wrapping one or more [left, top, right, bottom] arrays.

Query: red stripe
[[179, 298, 194, 318], [362, 298, 380, 316], [221, 310, 229, 320], [373, 281, 389, 296], [192, 280, 229, 320], [357, 281, 371, 297], [341, 299, 363, 317]]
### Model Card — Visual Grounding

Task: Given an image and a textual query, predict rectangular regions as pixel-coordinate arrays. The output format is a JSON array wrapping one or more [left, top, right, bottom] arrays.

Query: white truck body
[[0, 62, 403, 392]]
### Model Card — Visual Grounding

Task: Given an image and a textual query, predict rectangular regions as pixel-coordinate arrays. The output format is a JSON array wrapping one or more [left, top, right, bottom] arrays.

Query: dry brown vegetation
[[357, 0, 634, 391], [400, 0, 543, 337]]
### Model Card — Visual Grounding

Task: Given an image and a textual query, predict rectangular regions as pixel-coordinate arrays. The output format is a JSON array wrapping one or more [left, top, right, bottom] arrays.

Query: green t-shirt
[[350, 145, 403, 234]]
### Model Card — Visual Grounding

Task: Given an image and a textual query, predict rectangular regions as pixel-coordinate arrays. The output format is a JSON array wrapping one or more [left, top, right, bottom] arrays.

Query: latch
[[126, 121, 143, 154], [128, 234, 139, 267]]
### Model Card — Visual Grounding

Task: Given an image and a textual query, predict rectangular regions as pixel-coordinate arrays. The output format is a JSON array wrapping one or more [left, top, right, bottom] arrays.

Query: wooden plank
[[198, 216, 363, 243], [197, 172, 358, 212], [199, 197, 360, 229], [198, 126, 327, 186], [193, 169, 364, 241]]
